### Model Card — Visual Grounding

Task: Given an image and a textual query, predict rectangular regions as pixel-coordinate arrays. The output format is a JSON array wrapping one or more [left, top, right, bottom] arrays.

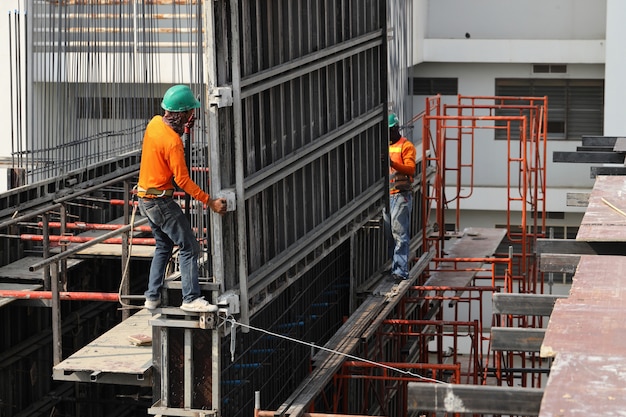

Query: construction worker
[[138, 84, 227, 312], [383, 113, 416, 283]]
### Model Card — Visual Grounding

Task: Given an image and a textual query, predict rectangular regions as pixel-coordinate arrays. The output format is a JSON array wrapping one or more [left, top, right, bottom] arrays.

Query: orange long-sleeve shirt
[[137, 116, 210, 204], [389, 136, 416, 194]]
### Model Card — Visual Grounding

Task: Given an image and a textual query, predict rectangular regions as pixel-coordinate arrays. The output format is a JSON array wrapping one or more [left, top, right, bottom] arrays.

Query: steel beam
[[407, 383, 543, 416]]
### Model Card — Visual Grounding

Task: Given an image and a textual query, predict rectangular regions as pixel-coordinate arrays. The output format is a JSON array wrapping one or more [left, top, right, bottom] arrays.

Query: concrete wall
[[604, 0, 626, 135], [425, 0, 605, 40]]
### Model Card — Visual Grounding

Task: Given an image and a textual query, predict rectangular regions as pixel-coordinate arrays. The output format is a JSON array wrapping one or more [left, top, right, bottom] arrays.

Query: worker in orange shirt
[[137, 84, 227, 312], [383, 113, 416, 283]]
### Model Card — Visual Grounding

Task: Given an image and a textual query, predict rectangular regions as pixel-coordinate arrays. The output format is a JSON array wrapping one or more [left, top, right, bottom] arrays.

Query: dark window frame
[[412, 77, 458, 96], [494, 78, 604, 141]]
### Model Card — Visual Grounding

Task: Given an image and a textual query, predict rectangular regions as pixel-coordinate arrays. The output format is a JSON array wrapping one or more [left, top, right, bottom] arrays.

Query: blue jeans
[[383, 192, 412, 279], [138, 197, 201, 304]]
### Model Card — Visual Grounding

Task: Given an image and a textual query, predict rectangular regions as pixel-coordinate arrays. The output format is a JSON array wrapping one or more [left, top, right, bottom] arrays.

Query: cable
[[222, 315, 448, 385], [118, 189, 142, 310]]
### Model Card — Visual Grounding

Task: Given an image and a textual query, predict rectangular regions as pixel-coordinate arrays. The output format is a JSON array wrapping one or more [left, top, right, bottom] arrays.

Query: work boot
[[180, 296, 218, 312], [144, 297, 161, 310]]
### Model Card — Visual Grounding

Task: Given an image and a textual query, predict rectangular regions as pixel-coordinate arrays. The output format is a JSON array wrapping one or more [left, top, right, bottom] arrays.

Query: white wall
[[425, 0, 605, 40], [0, 0, 24, 161]]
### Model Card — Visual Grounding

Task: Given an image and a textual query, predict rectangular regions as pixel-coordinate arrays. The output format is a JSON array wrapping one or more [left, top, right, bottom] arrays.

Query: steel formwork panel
[[214, 0, 388, 316]]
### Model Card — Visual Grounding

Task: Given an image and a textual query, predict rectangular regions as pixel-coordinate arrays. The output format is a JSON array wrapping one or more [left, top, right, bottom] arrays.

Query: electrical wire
[[222, 315, 449, 385]]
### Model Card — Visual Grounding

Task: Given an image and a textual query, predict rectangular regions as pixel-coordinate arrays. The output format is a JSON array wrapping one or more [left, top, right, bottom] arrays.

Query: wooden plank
[[577, 176, 626, 242], [492, 293, 565, 316], [491, 328, 545, 352], [407, 383, 543, 416], [581, 136, 619, 147], [0, 256, 83, 281], [539, 353, 626, 417], [65, 243, 155, 258], [535, 239, 597, 255], [541, 255, 626, 357], [590, 166, 626, 178], [538, 247, 626, 415], [567, 254, 626, 306], [613, 137, 626, 152], [575, 145, 615, 152], [52, 309, 153, 386], [541, 301, 626, 358], [538, 253, 581, 273], [553, 151, 625, 163]]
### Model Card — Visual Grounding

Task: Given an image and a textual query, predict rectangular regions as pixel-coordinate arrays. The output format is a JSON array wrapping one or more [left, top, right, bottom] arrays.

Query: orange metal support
[[20, 234, 156, 245], [37, 221, 153, 233], [0, 290, 119, 301], [420, 94, 547, 293]]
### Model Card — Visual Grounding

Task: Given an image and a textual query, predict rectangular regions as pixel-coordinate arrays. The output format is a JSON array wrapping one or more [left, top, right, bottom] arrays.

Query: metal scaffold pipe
[[31, 221, 206, 235], [256, 411, 373, 417], [0, 290, 119, 301], [35, 221, 153, 233], [20, 234, 156, 245], [28, 217, 150, 272]]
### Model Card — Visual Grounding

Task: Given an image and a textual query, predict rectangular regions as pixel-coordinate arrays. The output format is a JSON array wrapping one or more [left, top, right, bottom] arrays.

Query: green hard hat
[[161, 85, 201, 112], [388, 113, 399, 128]]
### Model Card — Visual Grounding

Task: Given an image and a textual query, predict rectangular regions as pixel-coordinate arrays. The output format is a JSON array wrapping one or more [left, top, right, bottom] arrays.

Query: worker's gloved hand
[[208, 197, 228, 215], [185, 114, 196, 130]]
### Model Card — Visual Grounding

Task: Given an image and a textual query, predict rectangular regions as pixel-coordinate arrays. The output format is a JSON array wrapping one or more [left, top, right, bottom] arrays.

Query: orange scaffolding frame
[[421, 94, 548, 293]]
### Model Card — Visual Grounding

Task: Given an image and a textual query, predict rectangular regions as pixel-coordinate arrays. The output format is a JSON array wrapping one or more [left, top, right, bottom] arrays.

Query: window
[[533, 64, 567, 74], [495, 79, 604, 140], [77, 97, 162, 119], [412, 77, 458, 96]]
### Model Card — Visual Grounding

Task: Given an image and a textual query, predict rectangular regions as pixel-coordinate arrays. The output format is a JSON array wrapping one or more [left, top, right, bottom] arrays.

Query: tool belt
[[392, 174, 412, 192], [137, 186, 174, 198]]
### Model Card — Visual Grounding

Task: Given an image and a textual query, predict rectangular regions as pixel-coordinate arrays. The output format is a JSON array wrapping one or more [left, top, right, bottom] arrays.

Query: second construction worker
[[138, 84, 227, 312], [384, 113, 416, 283]]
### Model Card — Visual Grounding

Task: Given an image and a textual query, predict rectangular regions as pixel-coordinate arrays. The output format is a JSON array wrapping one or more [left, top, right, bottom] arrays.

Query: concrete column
[[604, 0, 626, 136]]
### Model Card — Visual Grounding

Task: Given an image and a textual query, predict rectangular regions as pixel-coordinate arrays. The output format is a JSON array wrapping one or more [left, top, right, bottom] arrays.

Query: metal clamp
[[208, 86, 233, 108]]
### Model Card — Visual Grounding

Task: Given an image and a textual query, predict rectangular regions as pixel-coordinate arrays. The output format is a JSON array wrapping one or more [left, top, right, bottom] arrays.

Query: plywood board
[[539, 254, 626, 415], [0, 256, 83, 281], [539, 354, 626, 417], [567, 255, 626, 307], [66, 243, 155, 258], [577, 175, 626, 241], [612, 137, 626, 152]]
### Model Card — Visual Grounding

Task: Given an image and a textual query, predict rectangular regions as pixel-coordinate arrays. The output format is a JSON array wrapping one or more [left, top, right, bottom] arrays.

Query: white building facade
[[407, 0, 621, 237]]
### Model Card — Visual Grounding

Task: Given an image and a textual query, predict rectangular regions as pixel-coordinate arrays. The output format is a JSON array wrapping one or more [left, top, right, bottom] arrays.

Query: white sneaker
[[180, 296, 218, 313], [144, 298, 161, 309]]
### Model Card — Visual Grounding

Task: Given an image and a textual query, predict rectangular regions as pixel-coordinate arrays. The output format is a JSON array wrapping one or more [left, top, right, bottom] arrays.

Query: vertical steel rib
[[230, 0, 251, 328]]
